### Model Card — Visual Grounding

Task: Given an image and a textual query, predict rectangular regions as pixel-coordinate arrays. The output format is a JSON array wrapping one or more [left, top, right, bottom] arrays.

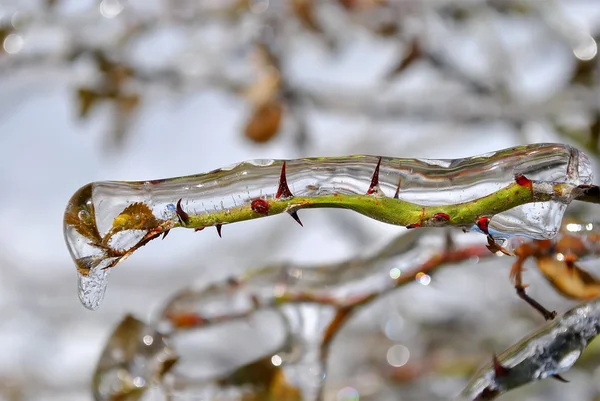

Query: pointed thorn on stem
[[194, 227, 204, 232], [367, 157, 382, 195], [406, 223, 421, 229], [493, 354, 510, 378], [394, 175, 401, 199], [552, 374, 569, 383], [276, 161, 294, 199], [176, 199, 190, 225], [216, 224, 222, 238], [162, 229, 170, 240], [288, 210, 303, 227]]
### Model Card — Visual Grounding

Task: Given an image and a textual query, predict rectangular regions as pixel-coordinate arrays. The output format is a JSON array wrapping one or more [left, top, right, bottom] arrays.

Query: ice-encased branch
[[157, 229, 492, 331], [458, 299, 600, 400], [63, 143, 598, 310], [92, 229, 494, 400]]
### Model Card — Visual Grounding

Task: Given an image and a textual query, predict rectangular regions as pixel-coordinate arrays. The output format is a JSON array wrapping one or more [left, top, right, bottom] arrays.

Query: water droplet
[[99, 0, 124, 18], [143, 335, 154, 346], [386, 344, 410, 367], [3, 34, 23, 54]]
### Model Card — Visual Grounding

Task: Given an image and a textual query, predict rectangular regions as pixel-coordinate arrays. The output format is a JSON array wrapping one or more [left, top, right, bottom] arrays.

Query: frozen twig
[[63, 143, 595, 310], [458, 298, 600, 400]]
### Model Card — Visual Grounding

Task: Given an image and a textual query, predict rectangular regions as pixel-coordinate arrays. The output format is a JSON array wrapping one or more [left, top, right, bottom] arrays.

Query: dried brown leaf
[[244, 100, 283, 143]]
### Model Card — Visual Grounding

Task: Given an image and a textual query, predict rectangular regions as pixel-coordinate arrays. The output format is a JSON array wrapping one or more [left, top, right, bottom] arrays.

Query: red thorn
[[194, 227, 204, 232], [176, 199, 190, 225], [515, 173, 532, 188], [493, 354, 510, 378], [276, 161, 294, 199], [394, 175, 401, 199], [476, 216, 490, 235], [216, 224, 222, 238], [367, 157, 382, 195], [433, 212, 450, 222], [288, 210, 303, 227], [406, 223, 421, 229], [552, 374, 569, 383], [251, 198, 270, 215], [162, 229, 170, 240]]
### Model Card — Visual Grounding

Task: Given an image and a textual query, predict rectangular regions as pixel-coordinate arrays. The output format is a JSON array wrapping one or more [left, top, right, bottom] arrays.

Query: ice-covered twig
[[63, 143, 596, 309], [458, 298, 600, 400], [158, 229, 492, 331]]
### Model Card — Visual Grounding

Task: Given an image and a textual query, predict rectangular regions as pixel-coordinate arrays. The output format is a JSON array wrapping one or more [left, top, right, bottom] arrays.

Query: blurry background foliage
[[2, 0, 600, 400]]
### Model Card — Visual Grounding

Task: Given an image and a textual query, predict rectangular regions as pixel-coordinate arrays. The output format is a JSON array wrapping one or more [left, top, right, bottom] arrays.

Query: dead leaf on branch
[[244, 100, 284, 143], [109, 202, 159, 237]]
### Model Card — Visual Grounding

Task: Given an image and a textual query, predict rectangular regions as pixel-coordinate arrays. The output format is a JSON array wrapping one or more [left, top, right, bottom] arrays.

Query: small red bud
[[476, 217, 490, 234], [251, 198, 270, 215]]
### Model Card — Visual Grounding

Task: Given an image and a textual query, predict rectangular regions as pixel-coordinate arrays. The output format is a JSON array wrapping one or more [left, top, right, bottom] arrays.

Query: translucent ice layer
[[458, 298, 600, 400], [64, 143, 596, 309], [93, 315, 178, 401]]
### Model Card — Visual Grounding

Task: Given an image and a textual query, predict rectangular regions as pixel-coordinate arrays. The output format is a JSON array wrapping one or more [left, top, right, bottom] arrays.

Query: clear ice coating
[[457, 298, 600, 400], [93, 314, 178, 401], [63, 143, 593, 310], [157, 228, 489, 329]]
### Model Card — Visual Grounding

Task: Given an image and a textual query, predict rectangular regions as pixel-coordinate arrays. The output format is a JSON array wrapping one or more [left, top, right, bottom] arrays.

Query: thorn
[[433, 212, 450, 222], [405, 223, 421, 229], [476, 216, 490, 235], [194, 227, 204, 232], [367, 157, 382, 195], [176, 199, 189, 225], [288, 210, 303, 227], [551, 374, 569, 383], [514, 173, 532, 187], [216, 224, 222, 238], [493, 354, 510, 378], [251, 198, 270, 215], [162, 229, 170, 240], [276, 161, 294, 199], [394, 175, 401, 199]]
